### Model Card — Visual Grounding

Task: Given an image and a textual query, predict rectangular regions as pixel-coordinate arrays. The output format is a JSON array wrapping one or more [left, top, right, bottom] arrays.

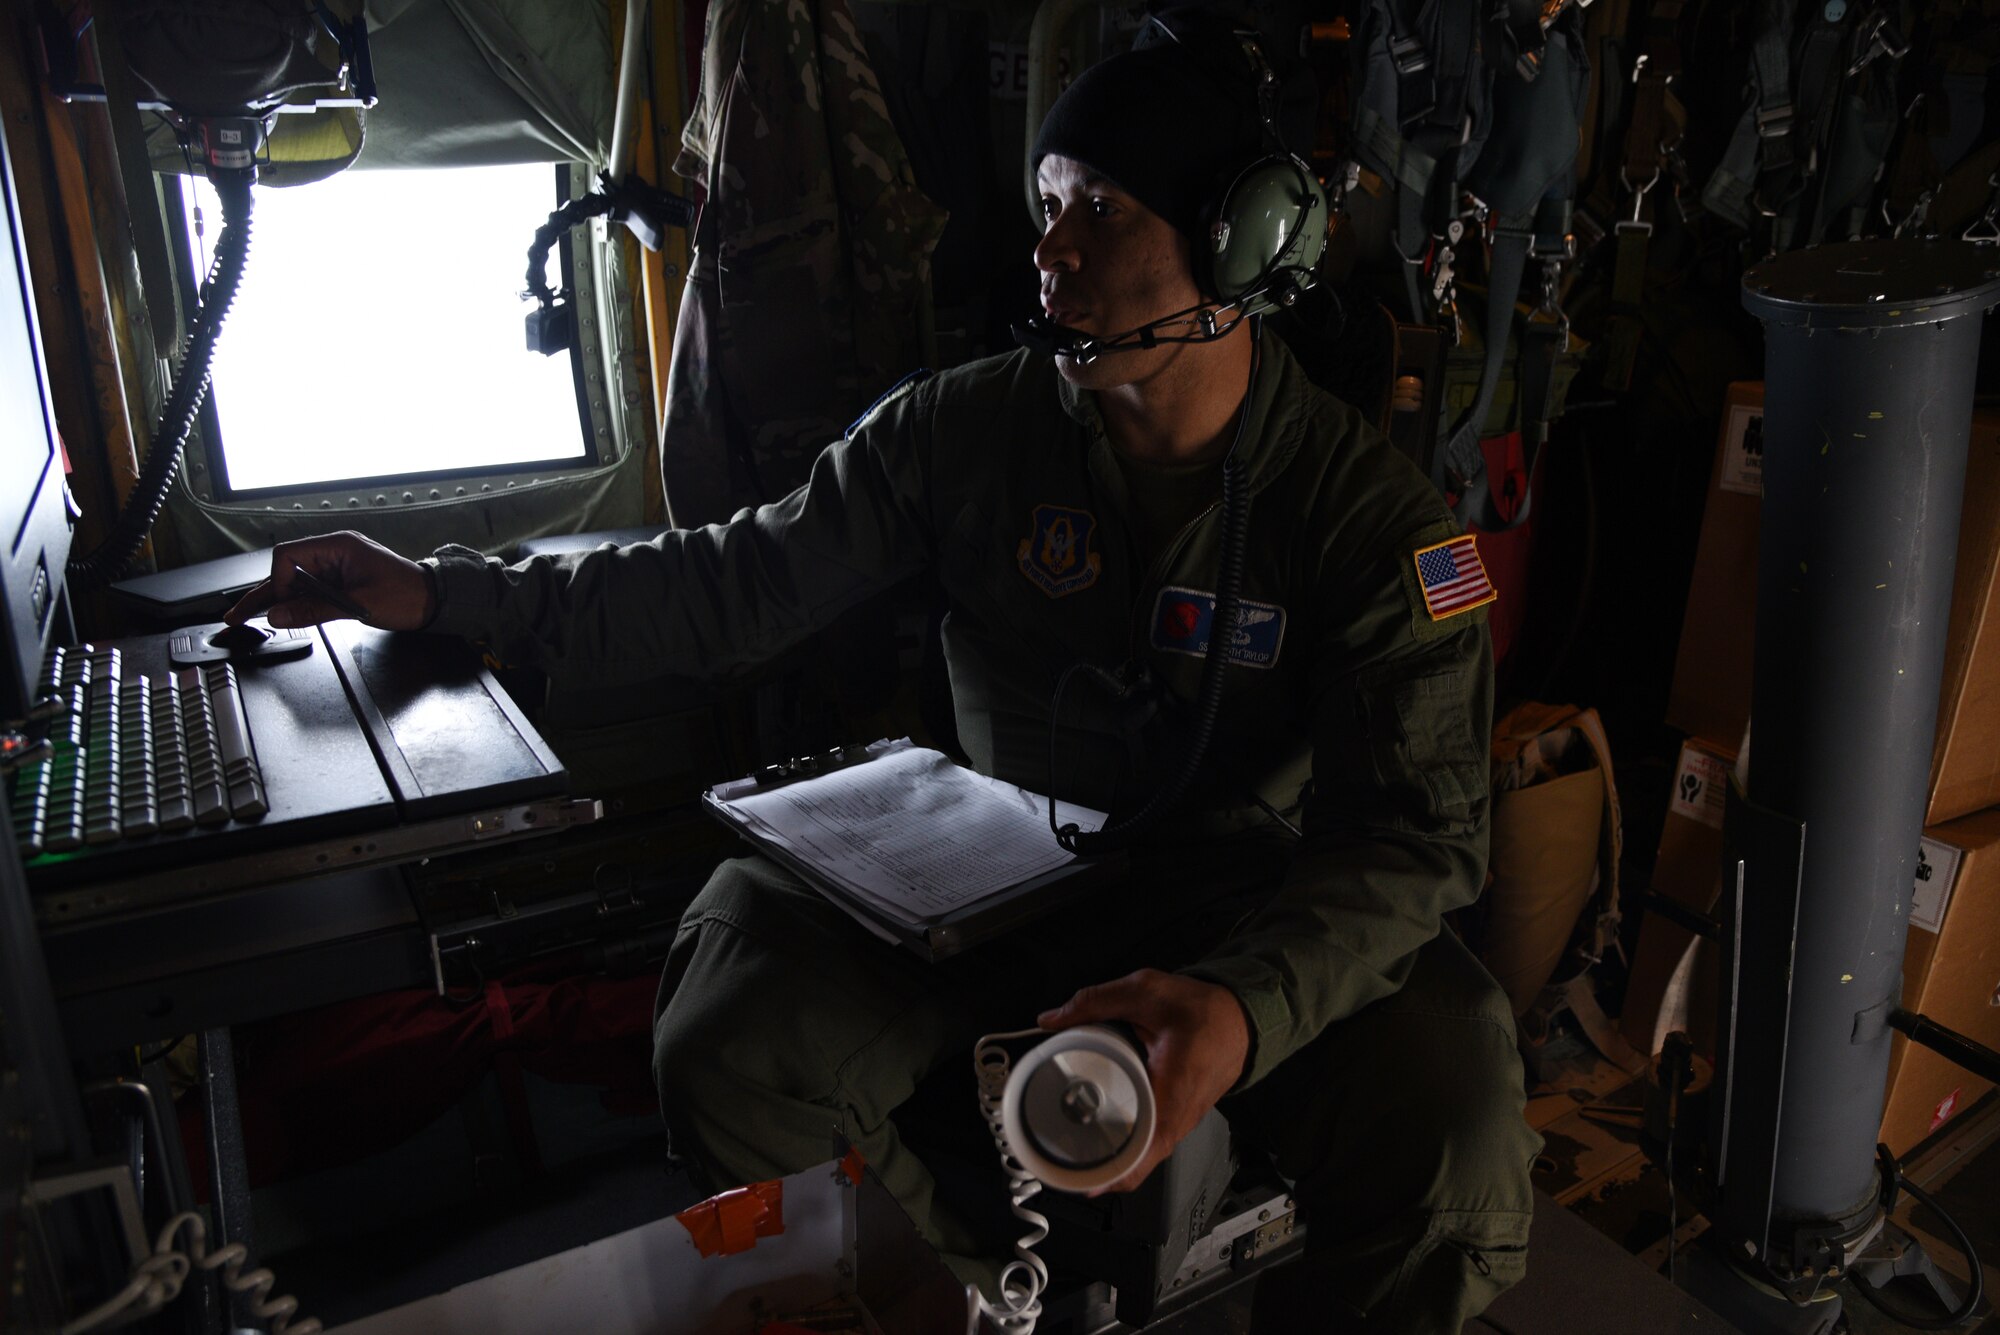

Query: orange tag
[[839, 1146, 866, 1186], [675, 1179, 785, 1258]]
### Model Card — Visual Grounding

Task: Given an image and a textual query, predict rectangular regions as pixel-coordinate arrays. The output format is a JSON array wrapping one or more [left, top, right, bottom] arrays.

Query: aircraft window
[[175, 163, 597, 497]]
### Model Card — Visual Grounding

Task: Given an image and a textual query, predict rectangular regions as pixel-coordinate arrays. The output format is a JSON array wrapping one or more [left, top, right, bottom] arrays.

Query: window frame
[[163, 163, 631, 512]]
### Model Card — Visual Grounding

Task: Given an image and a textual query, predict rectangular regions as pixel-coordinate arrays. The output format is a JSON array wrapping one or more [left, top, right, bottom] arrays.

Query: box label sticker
[[1669, 746, 1731, 829], [1910, 837, 1962, 934], [1929, 1087, 1962, 1135], [1721, 404, 1764, 497]]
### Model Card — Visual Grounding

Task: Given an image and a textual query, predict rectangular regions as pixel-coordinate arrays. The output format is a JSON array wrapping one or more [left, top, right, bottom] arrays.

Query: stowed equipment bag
[[1477, 702, 1646, 1075], [1347, 0, 1592, 534]]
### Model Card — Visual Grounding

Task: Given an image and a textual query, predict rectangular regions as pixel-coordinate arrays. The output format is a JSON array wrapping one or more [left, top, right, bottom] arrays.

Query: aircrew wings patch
[[1412, 534, 1496, 621]]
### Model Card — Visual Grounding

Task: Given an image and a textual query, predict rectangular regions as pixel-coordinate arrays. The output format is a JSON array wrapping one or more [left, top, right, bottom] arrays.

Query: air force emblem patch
[[1151, 586, 1286, 668], [1017, 504, 1102, 597]]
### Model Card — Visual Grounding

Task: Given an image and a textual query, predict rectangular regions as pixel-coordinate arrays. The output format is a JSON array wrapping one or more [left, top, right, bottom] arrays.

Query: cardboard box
[[1620, 738, 1735, 1059], [1928, 418, 2000, 823], [1665, 399, 2000, 825], [1664, 383, 1764, 748], [1879, 807, 2000, 1157]]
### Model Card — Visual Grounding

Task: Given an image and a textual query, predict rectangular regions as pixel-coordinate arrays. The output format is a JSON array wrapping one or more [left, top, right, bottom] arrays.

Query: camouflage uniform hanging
[[663, 0, 948, 526]]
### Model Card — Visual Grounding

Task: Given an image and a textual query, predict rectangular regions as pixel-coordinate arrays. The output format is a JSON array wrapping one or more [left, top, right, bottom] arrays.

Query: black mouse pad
[[168, 619, 316, 667]]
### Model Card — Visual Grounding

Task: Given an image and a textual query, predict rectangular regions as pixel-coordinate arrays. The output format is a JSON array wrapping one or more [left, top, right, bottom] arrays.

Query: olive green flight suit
[[427, 332, 1540, 1332]]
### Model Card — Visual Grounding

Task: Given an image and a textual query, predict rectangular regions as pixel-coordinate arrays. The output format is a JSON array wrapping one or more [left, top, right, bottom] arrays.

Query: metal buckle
[[1616, 167, 1660, 235], [1886, 187, 1936, 240], [1390, 35, 1430, 76], [1430, 227, 1462, 345], [1963, 173, 2000, 245], [1756, 103, 1795, 139], [1846, 12, 1909, 77], [1532, 257, 1571, 352]]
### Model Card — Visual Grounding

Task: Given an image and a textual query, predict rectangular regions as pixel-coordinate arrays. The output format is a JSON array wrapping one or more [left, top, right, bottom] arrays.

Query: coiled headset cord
[[1049, 331, 1259, 857], [61, 1209, 319, 1335], [68, 168, 255, 588], [972, 1029, 1054, 1332]]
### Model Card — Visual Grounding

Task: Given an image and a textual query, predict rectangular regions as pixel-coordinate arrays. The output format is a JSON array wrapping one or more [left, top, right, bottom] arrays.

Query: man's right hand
[[222, 531, 438, 631]]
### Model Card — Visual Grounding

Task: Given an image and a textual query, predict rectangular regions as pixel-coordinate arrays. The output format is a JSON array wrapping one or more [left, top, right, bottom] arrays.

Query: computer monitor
[[0, 121, 77, 722]]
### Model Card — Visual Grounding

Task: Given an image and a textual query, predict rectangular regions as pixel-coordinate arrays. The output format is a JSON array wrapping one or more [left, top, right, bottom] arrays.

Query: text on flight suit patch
[[1017, 504, 1103, 597], [1150, 586, 1287, 668], [1412, 534, 1496, 621]]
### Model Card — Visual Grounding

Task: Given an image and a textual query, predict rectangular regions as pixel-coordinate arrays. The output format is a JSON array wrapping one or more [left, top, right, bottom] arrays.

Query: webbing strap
[[1776, 15, 1854, 207], [1355, 0, 1488, 323], [1435, 219, 1533, 506], [1612, 225, 1650, 306], [1704, 118, 1762, 226], [1386, 0, 1440, 130], [1708, 3, 1856, 239], [1399, 183, 1430, 322], [1352, 105, 1438, 196], [1877, 8, 1941, 228], [1624, 72, 1669, 185], [1644, 0, 1685, 78], [1352, 106, 1441, 323], [1749, 6, 1795, 180], [1457, 303, 1562, 534], [1519, 314, 1562, 469], [1702, 0, 1792, 226], [1798, 10, 1909, 245]]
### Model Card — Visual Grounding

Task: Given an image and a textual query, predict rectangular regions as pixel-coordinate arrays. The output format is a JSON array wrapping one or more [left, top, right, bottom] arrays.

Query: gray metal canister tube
[[1737, 241, 2000, 1230]]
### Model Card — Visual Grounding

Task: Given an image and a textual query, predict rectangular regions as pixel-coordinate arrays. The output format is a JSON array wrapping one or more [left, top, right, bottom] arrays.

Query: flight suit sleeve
[[421, 380, 937, 683], [1182, 515, 1494, 1089]]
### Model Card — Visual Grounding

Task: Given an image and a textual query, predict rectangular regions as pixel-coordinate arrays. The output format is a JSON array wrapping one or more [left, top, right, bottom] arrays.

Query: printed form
[[705, 739, 1106, 926]]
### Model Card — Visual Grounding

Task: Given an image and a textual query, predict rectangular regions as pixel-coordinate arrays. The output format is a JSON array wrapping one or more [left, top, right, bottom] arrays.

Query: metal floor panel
[[1471, 1190, 1741, 1335]]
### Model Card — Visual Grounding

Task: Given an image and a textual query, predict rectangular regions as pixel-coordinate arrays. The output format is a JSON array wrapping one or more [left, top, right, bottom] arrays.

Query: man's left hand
[[1036, 969, 1250, 1195]]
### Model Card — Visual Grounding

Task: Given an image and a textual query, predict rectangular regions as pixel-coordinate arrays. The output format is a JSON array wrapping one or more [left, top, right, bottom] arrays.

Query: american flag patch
[[1413, 534, 1496, 621]]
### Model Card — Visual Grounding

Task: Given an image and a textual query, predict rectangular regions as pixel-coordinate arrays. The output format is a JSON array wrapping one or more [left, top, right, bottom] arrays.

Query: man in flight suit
[[231, 25, 1540, 1333]]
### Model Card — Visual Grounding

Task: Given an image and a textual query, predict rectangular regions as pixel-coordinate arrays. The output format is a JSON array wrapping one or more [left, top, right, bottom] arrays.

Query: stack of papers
[[704, 739, 1107, 946]]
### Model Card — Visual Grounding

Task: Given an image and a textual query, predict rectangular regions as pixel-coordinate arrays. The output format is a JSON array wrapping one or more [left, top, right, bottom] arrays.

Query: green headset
[[1042, 17, 1328, 859], [1174, 17, 1330, 316], [1016, 11, 1329, 362]]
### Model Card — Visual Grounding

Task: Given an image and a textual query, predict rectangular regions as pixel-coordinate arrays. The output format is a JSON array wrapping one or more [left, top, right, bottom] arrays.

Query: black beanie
[[1030, 30, 1264, 247]]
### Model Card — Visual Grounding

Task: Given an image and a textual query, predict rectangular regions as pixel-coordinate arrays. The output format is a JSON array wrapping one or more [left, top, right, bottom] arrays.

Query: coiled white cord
[[973, 1028, 1053, 1333], [62, 1210, 320, 1335]]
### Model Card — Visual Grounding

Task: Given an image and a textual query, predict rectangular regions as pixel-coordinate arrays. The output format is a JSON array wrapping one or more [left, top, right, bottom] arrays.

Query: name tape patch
[[1151, 586, 1286, 668]]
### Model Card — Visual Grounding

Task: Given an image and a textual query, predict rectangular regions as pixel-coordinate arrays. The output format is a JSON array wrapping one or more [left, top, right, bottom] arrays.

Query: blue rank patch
[[1017, 503, 1103, 597], [1150, 586, 1287, 669]]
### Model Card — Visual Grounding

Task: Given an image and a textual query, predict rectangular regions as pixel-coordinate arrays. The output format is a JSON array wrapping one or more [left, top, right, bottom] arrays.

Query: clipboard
[[702, 739, 1127, 961]]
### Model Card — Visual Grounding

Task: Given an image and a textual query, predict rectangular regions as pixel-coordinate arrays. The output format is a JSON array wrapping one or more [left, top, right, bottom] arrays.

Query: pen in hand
[[288, 563, 372, 623]]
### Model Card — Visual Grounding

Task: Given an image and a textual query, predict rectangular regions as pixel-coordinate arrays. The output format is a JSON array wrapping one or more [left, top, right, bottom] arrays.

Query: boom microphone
[[1013, 273, 1311, 365], [1010, 315, 1075, 359], [1012, 305, 1235, 365]]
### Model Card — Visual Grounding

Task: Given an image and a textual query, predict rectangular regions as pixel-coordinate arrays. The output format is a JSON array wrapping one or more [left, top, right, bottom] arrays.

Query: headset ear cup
[[1209, 157, 1329, 312]]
